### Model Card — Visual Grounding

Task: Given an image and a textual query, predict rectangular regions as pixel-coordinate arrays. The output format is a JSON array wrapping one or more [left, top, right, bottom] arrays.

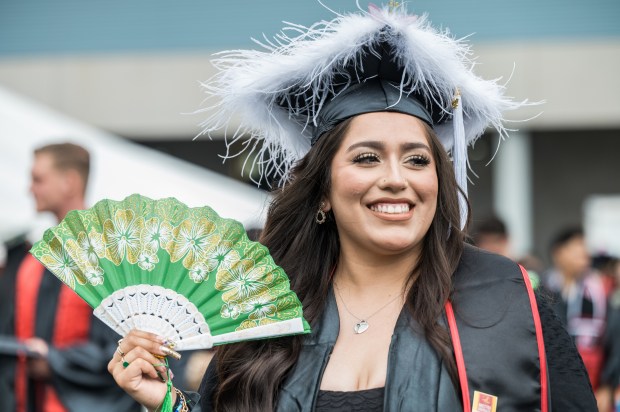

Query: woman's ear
[[321, 199, 331, 212]]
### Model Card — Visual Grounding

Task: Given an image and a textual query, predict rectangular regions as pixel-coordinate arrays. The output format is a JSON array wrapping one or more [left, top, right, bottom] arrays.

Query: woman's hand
[[108, 330, 180, 411]]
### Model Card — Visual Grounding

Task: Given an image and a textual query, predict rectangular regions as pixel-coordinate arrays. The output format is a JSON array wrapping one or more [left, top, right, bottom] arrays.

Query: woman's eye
[[406, 155, 431, 167], [352, 153, 380, 164]]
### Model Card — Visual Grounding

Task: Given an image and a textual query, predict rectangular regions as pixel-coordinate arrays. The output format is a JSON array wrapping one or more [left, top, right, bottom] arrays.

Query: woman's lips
[[369, 202, 412, 215]]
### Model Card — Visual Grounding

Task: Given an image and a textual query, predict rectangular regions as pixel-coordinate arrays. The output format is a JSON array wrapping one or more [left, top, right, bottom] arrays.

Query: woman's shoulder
[[454, 244, 523, 289], [459, 243, 521, 271]]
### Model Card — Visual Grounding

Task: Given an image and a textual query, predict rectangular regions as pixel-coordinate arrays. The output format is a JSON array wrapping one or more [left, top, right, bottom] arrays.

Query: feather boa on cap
[[198, 4, 531, 185]]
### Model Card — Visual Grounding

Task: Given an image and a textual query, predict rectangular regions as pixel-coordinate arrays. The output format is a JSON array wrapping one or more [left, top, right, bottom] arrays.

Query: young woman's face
[[325, 111, 438, 257]]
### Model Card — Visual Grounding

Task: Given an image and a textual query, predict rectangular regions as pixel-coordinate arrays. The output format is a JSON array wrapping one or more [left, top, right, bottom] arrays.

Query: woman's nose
[[378, 163, 407, 191]]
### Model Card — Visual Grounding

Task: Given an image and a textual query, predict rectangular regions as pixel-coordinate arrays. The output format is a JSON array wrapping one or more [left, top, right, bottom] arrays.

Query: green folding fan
[[29, 194, 310, 350]]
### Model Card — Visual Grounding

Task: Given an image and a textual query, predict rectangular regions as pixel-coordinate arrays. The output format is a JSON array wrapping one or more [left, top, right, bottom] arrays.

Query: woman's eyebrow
[[401, 142, 431, 152], [346, 141, 384, 152], [346, 141, 431, 152]]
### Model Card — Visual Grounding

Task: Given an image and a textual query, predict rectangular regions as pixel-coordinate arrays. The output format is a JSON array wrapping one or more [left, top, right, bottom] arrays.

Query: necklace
[[334, 283, 403, 334]]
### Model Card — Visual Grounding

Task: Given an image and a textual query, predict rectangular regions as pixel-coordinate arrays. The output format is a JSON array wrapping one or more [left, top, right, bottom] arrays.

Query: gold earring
[[315, 202, 327, 224]]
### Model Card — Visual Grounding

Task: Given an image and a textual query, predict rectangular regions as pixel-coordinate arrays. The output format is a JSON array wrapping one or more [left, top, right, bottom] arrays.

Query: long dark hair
[[210, 117, 468, 411]]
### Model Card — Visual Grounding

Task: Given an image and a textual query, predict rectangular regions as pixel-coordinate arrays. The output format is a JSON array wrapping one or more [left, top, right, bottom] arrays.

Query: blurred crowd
[[473, 216, 620, 411]]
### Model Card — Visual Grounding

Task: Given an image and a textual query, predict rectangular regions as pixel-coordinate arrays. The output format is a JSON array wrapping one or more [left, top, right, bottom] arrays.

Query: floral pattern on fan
[[30, 194, 310, 348], [33, 204, 241, 284], [38, 236, 86, 289]]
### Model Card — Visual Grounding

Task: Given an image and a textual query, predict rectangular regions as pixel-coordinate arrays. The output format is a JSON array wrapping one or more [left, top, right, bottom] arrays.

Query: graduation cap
[[199, 3, 533, 228]]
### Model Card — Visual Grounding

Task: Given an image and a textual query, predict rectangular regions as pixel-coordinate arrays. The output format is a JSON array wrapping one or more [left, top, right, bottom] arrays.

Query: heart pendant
[[354, 320, 369, 334]]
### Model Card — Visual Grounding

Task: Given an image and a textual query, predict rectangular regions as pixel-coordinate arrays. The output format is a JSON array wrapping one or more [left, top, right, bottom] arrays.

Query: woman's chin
[[369, 237, 423, 256]]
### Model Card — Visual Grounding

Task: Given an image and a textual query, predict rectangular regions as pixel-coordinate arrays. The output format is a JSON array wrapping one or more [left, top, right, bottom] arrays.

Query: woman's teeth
[[370, 204, 411, 214]]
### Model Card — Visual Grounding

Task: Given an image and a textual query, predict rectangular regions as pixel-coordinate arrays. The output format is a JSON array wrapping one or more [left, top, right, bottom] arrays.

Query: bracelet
[[172, 387, 189, 412]]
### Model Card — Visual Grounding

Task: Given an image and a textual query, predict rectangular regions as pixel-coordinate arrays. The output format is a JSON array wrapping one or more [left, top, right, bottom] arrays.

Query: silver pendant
[[354, 320, 369, 334]]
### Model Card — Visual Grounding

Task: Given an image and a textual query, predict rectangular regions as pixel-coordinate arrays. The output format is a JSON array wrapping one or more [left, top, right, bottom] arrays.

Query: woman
[[109, 5, 596, 411]]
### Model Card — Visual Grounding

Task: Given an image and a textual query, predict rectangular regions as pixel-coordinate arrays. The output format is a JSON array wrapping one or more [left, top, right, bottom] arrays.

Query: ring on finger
[[121, 356, 130, 368], [116, 346, 125, 357], [117, 339, 126, 357]]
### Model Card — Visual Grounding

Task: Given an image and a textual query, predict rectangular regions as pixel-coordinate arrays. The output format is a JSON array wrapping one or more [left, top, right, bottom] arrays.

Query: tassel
[[451, 89, 468, 230], [155, 358, 174, 412], [159, 381, 173, 412]]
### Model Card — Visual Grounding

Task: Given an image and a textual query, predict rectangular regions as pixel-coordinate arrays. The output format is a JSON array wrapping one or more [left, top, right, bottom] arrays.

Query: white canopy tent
[[0, 87, 269, 258]]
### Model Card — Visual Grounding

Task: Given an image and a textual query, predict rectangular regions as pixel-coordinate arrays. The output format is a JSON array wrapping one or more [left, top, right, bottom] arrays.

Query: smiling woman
[[326, 113, 438, 259], [108, 4, 597, 412]]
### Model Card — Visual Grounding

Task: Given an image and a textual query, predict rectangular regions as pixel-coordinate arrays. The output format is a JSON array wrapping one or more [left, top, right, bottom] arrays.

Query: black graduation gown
[[0, 240, 140, 412], [195, 246, 597, 411]]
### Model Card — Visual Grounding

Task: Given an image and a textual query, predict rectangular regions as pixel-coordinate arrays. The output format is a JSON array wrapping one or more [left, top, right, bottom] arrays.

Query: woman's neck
[[334, 246, 419, 297]]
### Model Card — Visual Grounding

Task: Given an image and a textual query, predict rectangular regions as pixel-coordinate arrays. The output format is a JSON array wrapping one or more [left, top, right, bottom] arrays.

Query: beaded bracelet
[[172, 387, 189, 412]]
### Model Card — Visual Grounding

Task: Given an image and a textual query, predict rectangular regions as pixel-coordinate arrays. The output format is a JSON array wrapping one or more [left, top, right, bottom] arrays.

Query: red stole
[[14, 254, 92, 412]]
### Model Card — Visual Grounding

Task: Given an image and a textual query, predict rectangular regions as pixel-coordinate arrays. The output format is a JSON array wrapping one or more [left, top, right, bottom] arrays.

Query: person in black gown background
[[0, 143, 139, 412]]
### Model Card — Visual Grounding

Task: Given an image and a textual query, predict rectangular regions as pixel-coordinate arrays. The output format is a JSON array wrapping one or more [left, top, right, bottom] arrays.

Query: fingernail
[[156, 336, 176, 348], [164, 340, 176, 349], [160, 346, 181, 360]]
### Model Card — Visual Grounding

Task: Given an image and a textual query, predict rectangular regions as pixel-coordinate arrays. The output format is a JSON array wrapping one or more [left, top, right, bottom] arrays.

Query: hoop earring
[[315, 202, 327, 224]]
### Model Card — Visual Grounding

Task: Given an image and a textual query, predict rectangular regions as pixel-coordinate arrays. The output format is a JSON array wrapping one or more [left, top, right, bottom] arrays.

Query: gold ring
[[116, 339, 125, 357]]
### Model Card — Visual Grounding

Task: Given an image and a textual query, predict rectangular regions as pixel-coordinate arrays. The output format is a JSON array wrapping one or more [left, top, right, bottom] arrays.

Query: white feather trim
[[198, 5, 532, 186]]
